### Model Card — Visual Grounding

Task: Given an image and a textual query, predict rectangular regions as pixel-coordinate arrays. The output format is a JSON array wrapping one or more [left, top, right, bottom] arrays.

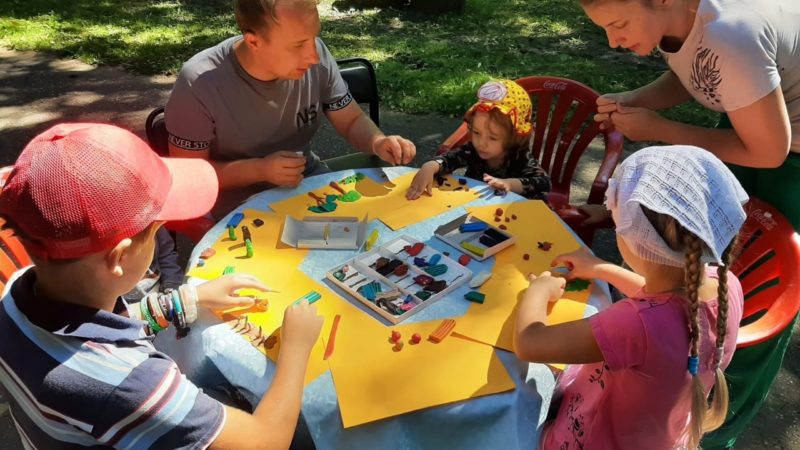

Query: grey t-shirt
[[165, 36, 351, 216]]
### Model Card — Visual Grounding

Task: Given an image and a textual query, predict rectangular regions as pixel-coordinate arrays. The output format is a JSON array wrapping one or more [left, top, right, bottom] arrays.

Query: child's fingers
[[231, 274, 271, 292]]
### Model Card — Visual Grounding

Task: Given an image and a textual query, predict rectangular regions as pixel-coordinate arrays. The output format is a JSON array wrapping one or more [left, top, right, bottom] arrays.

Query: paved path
[[0, 48, 797, 450]]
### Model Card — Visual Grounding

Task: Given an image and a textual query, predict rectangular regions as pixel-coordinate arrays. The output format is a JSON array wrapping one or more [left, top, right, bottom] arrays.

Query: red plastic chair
[[0, 218, 32, 292], [731, 198, 800, 348], [438, 76, 624, 246]]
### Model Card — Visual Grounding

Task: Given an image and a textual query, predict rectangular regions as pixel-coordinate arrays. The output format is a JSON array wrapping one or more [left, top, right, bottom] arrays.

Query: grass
[[0, 0, 717, 125]]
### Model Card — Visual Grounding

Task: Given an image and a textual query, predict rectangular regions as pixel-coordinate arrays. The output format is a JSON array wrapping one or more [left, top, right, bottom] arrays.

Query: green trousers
[[702, 114, 800, 449]]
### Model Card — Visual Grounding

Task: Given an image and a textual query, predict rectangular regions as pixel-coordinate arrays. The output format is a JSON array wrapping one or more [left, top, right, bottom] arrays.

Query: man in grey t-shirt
[[166, 0, 416, 218]]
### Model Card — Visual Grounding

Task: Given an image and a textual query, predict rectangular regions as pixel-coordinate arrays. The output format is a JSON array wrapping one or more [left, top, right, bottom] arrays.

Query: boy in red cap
[[0, 123, 323, 449]]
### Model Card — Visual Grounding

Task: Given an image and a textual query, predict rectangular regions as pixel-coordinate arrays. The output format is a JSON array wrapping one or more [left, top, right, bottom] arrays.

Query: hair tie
[[714, 346, 725, 369], [687, 356, 699, 376]]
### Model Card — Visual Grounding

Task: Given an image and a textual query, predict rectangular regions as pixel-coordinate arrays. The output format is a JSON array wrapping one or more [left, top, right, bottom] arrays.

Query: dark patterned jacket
[[433, 142, 551, 199]]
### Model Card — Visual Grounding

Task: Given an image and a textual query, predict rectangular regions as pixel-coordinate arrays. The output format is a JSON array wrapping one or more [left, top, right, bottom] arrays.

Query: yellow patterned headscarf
[[466, 79, 533, 135]]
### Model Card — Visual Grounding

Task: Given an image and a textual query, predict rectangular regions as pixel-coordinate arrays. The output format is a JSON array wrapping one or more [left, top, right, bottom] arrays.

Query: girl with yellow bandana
[[406, 79, 551, 200]]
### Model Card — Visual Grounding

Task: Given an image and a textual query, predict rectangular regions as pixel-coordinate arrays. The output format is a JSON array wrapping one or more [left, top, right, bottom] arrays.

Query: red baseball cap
[[0, 123, 218, 260]]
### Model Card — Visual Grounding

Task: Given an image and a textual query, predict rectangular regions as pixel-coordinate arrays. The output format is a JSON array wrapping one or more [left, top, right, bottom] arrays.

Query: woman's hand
[[196, 274, 271, 310], [550, 248, 605, 280], [406, 161, 439, 199]]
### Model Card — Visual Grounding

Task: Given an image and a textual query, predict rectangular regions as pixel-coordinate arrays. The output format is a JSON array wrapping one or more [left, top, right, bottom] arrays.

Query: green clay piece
[[565, 279, 591, 292], [415, 291, 432, 301], [338, 190, 362, 202], [245, 239, 254, 258], [424, 264, 448, 276], [464, 291, 486, 304], [227, 226, 237, 240], [222, 265, 235, 275], [461, 241, 485, 257]]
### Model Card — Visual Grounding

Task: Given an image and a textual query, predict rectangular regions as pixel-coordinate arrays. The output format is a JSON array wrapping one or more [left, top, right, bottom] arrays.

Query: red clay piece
[[404, 242, 425, 256], [458, 254, 471, 266]]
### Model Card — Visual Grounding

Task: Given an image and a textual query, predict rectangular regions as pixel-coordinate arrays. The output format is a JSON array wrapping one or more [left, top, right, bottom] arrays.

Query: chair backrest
[[337, 57, 380, 126], [437, 76, 623, 206], [0, 217, 32, 292], [145, 106, 169, 156], [731, 198, 800, 348]]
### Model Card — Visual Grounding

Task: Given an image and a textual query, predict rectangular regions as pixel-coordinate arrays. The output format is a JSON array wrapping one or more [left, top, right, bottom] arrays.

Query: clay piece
[[464, 291, 486, 304], [428, 319, 456, 343], [469, 271, 493, 288], [565, 279, 591, 292], [403, 242, 425, 256]]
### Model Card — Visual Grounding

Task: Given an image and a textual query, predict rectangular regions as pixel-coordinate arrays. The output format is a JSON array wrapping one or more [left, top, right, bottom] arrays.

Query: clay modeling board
[[326, 236, 472, 324], [280, 216, 368, 249], [434, 213, 516, 260]]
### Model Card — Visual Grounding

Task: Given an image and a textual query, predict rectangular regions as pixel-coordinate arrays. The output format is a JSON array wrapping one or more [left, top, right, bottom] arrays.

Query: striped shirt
[[0, 268, 225, 449]]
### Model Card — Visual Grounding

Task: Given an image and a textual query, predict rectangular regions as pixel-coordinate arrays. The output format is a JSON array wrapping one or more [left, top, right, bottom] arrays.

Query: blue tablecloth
[[157, 167, 611, 450]]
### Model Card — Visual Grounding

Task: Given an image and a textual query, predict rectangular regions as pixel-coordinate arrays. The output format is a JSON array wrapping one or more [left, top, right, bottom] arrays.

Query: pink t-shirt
[[541, 268, 743, 450]]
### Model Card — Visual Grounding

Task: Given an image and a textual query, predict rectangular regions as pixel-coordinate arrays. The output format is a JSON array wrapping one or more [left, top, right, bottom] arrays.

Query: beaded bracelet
[[179, 284, 199, 324], [140, 295, 164, 333]]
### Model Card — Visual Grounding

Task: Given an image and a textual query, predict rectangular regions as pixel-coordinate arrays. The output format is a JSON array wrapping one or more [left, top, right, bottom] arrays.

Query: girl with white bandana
[[514, 146, 747, 449]]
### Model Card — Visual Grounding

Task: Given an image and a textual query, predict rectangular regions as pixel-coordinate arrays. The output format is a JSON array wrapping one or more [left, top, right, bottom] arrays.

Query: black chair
[[323, 57, 387, 171], [336, 57, 380, 126], [144, 106, 169, 156]]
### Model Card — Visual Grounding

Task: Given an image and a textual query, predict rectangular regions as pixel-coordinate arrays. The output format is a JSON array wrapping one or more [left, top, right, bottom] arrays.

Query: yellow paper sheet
[[268, 173, 398, 220], [377, 172, 481, 230], [188, 209, 342, 384], [454, 201, 592, 351], [326, 316, 516, 428]]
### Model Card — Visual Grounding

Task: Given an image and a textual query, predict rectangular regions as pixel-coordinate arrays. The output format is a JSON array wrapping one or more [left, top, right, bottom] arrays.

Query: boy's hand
[[261, 151, 306, 187], [550, 248, 604, 280], [406, 161, 438, 200], [281, 300, 324, 356], [525, 271, 565, 303], [483, 174, 511, 192], [196, 274, 271, 310]]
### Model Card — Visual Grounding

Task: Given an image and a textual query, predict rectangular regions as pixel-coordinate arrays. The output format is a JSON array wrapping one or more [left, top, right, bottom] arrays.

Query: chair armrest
[[437, 123, 470, 155], [586, 129, 624, 205]]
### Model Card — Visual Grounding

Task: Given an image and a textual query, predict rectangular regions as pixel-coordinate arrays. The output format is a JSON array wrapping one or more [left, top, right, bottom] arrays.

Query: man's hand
[[261, 151, 307, 187], [372, 135, 416, 166]]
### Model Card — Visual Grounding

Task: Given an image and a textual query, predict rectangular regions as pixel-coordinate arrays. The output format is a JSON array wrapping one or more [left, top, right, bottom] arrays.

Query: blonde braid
[[684, 233, 706, 450], [704, 245, 734, 432]]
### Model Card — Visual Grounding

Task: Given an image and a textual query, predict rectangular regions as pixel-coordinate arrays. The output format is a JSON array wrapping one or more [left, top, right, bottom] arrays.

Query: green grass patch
[[0, 0, 717, 125]]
